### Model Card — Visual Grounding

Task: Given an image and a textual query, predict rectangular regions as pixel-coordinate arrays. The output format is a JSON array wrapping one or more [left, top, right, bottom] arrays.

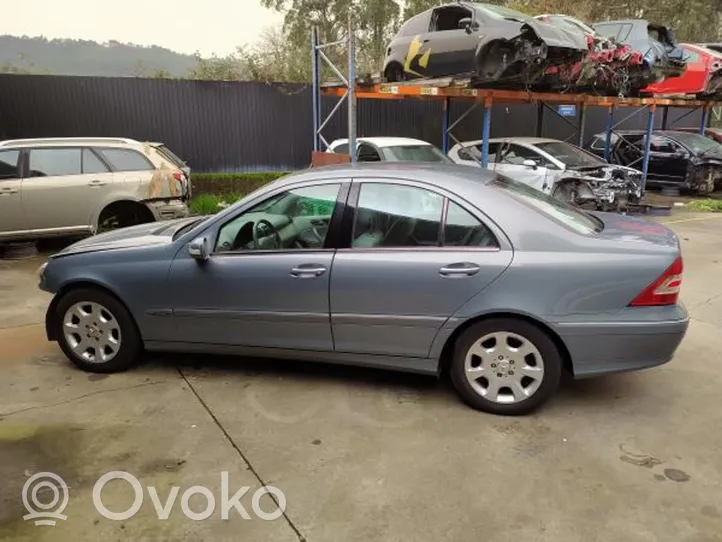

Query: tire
[[385, 63, 405, 83], [449, 318, 562, 415], [54, 288, 142, 373]]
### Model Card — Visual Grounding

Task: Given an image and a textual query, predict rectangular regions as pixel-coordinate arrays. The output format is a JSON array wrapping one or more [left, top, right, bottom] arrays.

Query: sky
[[0, 0, 284, 56]]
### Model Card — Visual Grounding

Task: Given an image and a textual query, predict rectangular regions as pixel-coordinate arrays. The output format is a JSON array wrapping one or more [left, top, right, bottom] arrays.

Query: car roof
[[329, 137, 435, 148], [270, 162, 496, 191], [590, 130, 691, 137], [453, 137, 563, 147], [0, 137, 148, 148]]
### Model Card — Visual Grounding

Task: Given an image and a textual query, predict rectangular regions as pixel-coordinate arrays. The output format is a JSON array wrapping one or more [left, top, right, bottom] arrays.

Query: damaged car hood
[[51, 217, 203, 258], [474, 7, 588, 51]]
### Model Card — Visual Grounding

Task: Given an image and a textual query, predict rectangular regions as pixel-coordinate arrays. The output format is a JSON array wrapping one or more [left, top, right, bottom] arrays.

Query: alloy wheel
[[463, 331, 545, 404], [62, 301, 122, 363]]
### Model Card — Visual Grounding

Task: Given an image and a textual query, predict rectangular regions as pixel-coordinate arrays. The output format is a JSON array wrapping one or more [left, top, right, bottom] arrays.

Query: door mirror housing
[[189, 236, 210, 261], [523, 159, 538, 170], [458, 17, 477, 33]]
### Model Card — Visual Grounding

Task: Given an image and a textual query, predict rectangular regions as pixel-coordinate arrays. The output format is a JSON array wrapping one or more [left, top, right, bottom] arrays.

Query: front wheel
[[54, 288, 142, 373], [449, 318, 562, 415]]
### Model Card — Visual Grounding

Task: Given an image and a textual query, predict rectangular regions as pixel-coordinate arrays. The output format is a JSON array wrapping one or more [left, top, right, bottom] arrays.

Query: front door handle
[[290, 264, 327, 278], [0, 187, 18, 194], [439, 262, 481, 277], [87, 180, 107, 187]]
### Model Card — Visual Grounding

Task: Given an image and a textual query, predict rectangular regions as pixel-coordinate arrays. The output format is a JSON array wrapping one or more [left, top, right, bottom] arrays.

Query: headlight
[[37, 262, 48, 279]]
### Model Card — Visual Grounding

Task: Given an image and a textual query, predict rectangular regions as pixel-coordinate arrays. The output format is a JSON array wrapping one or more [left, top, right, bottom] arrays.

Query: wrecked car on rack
[[534, 14, 646, 96], [585, 130, 722, 194], [644, 43, 722, 98], [383, 2, 588, 88], [592, 20, 686, 90], [448, 137, 643, 212]]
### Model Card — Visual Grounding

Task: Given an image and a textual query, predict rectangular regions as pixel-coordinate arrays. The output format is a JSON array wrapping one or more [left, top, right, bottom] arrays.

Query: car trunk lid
[[591, 211, 680, 252]]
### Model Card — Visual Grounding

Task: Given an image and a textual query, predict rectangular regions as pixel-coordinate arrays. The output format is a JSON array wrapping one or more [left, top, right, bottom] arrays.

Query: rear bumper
[[552, 306, 690, 378], [145, 199, 190, 222]]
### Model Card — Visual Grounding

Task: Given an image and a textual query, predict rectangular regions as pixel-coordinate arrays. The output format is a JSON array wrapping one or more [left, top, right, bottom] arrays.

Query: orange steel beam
[[321, 85, 722, 108]]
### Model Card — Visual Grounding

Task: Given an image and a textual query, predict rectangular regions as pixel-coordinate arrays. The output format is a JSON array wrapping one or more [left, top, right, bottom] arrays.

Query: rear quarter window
[[492, 174, 603, 234], [98, 148, 154, 172]]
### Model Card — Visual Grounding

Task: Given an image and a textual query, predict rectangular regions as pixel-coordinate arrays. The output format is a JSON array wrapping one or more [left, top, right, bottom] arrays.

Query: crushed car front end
[[559, 165, 644, 211]]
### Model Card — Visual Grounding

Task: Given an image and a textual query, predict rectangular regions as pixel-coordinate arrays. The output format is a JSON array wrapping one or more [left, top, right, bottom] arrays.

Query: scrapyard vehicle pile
[[382, 2, 722, 98]]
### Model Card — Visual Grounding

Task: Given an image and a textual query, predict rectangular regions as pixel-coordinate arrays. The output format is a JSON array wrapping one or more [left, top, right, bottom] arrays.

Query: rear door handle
[[0, 187, 18, 194], [290, 264, 327, 278], [439, 262, 481, 277], [87, 180, 107, 187]]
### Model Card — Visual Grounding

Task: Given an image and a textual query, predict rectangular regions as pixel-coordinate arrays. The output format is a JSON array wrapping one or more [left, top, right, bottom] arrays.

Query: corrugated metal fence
[[0, 74, 703, 173]]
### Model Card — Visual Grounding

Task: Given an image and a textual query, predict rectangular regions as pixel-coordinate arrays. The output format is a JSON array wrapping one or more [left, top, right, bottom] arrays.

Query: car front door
[[424, 5, 478, 77], [330, 180, 512, 359], [22, 147, 112, 234], [0, 149, 24, 239], [167, 181, 348, 351], [492, 143, 552, 193]]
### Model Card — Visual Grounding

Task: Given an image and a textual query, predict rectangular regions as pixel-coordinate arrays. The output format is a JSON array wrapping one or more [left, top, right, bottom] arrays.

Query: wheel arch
[[46, 279, 139, 343], [94, 199, 156, 231], [437, 311, 573, 378]]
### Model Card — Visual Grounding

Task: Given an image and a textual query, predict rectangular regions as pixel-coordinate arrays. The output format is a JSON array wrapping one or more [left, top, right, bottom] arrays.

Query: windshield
[[535, 141, 604, 168], [474, 3, 533, 21], [491, 174, 603, 234], [669, 132, 722, 154], [381, 145, 453, 163]]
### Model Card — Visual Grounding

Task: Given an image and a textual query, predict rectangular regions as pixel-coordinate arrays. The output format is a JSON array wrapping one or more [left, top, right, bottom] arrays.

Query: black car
[[585, 130, 722, 194], [383, 2, 588, 87], [592, 20, 686, 84]]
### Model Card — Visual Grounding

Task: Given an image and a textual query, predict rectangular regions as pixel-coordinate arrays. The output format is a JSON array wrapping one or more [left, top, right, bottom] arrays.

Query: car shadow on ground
[[141, 351, 645, 413]]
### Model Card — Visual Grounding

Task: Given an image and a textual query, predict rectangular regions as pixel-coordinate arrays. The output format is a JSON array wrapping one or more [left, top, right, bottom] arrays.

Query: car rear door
[[329, 179, 512, 359], [0, 149, 24, 239], [22, 147, 111, 233]]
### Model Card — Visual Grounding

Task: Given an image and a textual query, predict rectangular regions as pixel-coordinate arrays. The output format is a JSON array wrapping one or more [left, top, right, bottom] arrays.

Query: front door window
[[215, 183, 342, 253]]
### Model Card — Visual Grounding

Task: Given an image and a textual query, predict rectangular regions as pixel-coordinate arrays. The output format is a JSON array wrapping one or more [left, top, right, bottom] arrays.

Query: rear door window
[[27, 148, 82, 177], [82, 149, 109, 174], [99, 148, 154, 172], [0, 150, 20, 179]]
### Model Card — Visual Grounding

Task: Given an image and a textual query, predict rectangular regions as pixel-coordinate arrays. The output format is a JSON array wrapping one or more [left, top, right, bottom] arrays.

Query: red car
[[644, 43, 722, 98]]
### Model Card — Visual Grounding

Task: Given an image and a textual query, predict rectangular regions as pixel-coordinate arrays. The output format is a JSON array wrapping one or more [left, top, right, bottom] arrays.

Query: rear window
[[381, 145, 453, 163], [492, 174, 603, 234], [154, 144, 186, 168], [98, 148, 154, 172]]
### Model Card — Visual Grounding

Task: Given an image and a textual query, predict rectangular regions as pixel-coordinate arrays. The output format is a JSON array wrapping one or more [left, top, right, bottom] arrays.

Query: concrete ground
[[1, 213, 721, 542]]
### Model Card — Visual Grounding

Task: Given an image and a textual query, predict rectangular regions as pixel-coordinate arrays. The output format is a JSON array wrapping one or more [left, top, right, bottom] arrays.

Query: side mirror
[[458, 17, 475, 33], [523, 159, 538, 170], [189, 236, 210, 261]]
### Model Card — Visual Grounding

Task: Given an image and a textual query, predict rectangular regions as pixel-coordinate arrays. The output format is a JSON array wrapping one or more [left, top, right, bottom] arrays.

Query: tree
[[189, 51, 249, 81]]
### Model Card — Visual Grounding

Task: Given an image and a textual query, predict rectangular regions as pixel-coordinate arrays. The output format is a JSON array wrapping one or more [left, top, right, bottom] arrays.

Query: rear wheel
[[450, 318, 562, 415], [55, 288, 141, 373], [384, 63, 406, 83]]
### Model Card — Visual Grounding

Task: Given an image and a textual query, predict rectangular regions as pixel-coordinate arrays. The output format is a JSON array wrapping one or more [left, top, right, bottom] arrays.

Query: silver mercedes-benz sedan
[[39, 163, 689, 415]]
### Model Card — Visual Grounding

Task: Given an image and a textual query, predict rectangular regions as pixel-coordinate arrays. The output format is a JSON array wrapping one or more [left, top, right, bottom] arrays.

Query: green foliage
[[189, 194, 226, 215], [191, 172, 290, 198], [0, 35, 196, 77], [687, 198, 722, 212]]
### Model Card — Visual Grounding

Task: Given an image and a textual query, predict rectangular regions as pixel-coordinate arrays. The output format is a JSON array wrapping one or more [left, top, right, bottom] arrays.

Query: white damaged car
[[449, 137, 643, 212]]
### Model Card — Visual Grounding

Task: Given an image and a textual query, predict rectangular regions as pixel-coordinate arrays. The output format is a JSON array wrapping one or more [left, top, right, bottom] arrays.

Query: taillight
[[173, 172, 184, 182], [628, 256, 683, 307]]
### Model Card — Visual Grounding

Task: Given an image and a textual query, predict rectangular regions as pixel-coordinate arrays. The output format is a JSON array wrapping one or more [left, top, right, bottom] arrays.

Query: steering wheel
[[252, 219, 282, 250], [297, 225, 326, 248]]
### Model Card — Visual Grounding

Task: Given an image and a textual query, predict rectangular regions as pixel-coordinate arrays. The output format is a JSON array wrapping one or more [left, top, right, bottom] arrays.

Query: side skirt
[[144, 341, 439, 376]]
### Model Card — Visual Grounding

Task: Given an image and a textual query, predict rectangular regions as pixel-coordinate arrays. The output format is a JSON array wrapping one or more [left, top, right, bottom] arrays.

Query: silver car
[[39, 164, 688, 415]]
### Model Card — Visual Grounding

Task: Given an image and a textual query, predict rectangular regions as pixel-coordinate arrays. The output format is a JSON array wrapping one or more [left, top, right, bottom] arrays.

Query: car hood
[[523, 18, 589, 50], [592, 211, 679, 251], [50, 217, 203, 258]]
